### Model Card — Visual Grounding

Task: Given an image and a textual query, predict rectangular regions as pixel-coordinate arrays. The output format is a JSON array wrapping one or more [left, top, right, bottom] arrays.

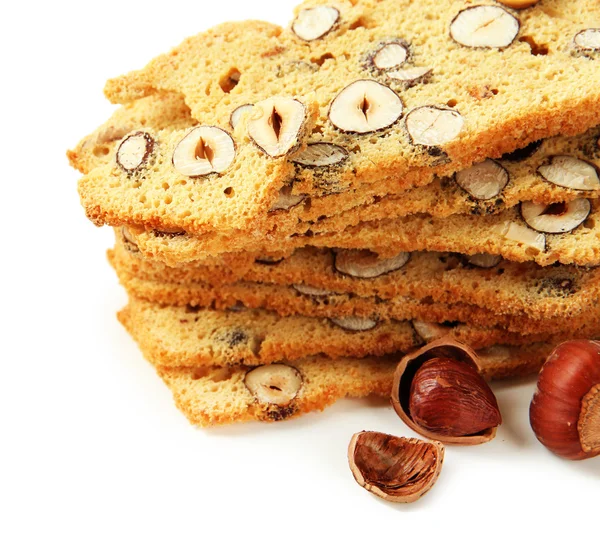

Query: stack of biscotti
[[69, 0, 600, 427]]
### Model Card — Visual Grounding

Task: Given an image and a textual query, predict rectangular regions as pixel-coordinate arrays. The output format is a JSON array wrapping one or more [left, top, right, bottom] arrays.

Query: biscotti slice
[[110, 252, 597, 335], [113, 238, 600, 322], [105, 0, 600, 204], [71, 91, 600, 227], [120, 296, 600, 369]]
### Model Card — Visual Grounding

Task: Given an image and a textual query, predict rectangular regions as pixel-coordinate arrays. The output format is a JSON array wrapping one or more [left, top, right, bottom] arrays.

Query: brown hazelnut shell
[[391, 338, 498, 445], [348, 431, 444, 503]]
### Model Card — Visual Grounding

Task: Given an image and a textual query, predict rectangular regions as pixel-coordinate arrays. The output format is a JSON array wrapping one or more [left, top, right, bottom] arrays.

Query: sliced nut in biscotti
[[172, 126, 235, 177], [455, 159, 509, 200], [574, 29, 600, 51], [293, 284, 335, 297], [537, 156, 600, 191], [498, 0, 540, 9], [502, 222, 546, 252], [269, 185, 307, 212], [371, 42, 409, 70], [121, 226, 140, 253], [521, 200, 591, 234], [248, 98, 307, 157], [405, 106, 464, 147], [335, 249, 410, 279], [467, 254, 502, 268], [244, 364, 303, 406], [292, 143, 348, 167], [230, 104, 254, 130], [450, 5, 520, 49], [292, 6, 340, 41], [116, 131, 155, 173], [330, 316, 379, 332], [329, 80, 403, 134], [412, 321, 452, 343], [387, 67, 432, 86]]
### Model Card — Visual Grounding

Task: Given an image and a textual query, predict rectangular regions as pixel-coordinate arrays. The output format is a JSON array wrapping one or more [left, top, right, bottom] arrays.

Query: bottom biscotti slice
[[119, 297, 600, 369], [154, 348, 552, 427]]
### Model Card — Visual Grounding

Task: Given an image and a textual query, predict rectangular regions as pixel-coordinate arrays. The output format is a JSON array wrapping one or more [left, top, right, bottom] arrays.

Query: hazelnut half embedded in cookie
[[503, 222, 546, 252], [116, 131, 155, 173], [520, 199, 591, 234], [293, 284, 335, 297], [387, 67, 432, 87], [450, 5, 520, 49], [334, 249, 410, 279], [371, 42, 409, 70], [172, 126, 236, 177], [455, 159, 509, 200], [405, 106, 464, 147], [269, 185, 307, 212], [248, 98, 307, 158], [292, 6, 340, 41], [537, 156, 600, 191], [329, 80, 403, 134], [467, 254, 502, 268], [292, 143, 349, 167], [230, 104, 254, 130], [330, 316, 379, 332], [244, 364, 303, 406], [574, 29, 600, 51]]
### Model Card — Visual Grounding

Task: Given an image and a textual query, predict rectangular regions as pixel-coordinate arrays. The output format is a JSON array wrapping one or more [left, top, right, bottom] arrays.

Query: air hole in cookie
[[162, 182, 170, 190], [447, 99, 458, 107], [349, 16, 374, 30], [192, 368, 211, 380], [519, 36, 549, 56], [311, 53, 335, 66], [219, 68, 241, 93], [584, 216, 596, 229], [224, 187, 235, 197], [163, 195, 172, 205], [93, 146, 110, 157], [211, 368, 235, 383]]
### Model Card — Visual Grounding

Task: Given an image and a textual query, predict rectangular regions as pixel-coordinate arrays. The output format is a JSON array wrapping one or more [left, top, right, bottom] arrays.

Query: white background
[[1, 1, 598, 543]]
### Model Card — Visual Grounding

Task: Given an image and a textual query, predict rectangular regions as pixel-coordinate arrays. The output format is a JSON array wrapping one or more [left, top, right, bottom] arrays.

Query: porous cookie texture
[[112, 239, 600, 322], [120, 297, 600, 368], [121, 302, 556, 426], [110, 250, 598, 335], [125, 196, 600, 267], [83, 0, 600, 237], [68, 94, 194, 175], [71, 98, 600, 233]]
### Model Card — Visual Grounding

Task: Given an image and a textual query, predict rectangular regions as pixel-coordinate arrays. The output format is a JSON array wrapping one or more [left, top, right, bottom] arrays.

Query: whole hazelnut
[[392, 339, 502, 445], [530, 340, 600, 460]]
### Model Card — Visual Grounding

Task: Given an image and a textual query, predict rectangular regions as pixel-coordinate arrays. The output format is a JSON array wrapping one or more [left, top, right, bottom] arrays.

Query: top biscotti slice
[[94, 0, 600, 236]]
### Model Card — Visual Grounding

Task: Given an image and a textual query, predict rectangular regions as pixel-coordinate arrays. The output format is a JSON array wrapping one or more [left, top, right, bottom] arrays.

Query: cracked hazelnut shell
[[348, 431, 444, 503], [530, 340, 600, 460], [391, 339, 501, 445]]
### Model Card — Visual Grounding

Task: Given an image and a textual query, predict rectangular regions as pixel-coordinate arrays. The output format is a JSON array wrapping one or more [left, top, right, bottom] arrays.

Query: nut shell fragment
[[392, 339, 500, 445], [293, 284, 334, 297], [537, 156, 600, 191], [405, 106, 464, 147], [450, 5, 520, 49], [334, 249, 410, 279], [244, 364, 303, 406], [520, 199, 591, 234], [293, 143, 348, 167], [455, 159, 509, 200], [329, 80, 403, 134], [172, 126, 235, 177], [292, 6, 340, 42], [248, 98, 307, 158], [116, 131, 155, 173], [348, 431, 444, 503]]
